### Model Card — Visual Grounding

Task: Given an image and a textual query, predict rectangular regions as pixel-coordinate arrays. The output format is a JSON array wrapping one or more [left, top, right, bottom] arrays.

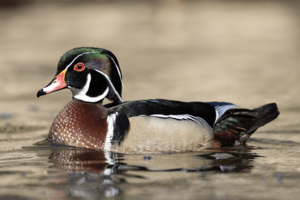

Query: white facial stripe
[[65, 52, 96, 70], [104, 113, 118, 151], [94, 69, 123, 103], [66, 51, 123, 85], [63, 51, 122, 102], [105, 54, 123, 86], [72, 73, 109, 102]]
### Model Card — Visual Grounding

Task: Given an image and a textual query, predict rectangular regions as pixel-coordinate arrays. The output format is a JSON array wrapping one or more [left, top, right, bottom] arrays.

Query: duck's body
[[49, 99, 217, 153], [37, 47, 279, 154], [48, 98, 278, 153]]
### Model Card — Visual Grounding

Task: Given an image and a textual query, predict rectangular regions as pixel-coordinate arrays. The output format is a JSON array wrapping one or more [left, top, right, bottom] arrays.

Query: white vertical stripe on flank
[[104, 151, 114, 165], [104, 113, 118, 151]]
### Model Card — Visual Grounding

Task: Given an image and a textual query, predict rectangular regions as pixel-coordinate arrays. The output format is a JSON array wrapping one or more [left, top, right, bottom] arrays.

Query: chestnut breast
[[49, 99, 108, 149]]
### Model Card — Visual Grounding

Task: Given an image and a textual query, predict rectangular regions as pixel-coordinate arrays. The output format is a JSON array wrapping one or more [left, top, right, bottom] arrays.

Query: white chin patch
[[71, 73, 109, 103]]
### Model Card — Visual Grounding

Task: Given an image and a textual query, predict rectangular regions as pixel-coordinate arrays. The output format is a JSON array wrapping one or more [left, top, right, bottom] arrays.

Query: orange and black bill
[[37, 69, 67, 97]]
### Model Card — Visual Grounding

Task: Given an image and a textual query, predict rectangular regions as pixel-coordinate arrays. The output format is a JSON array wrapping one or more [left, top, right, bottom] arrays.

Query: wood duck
[[37, 47, 279, 154]]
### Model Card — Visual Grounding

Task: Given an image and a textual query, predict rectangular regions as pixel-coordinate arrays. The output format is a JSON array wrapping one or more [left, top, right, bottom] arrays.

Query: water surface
[[0, 1, 299, 199], [0, 129, 299, 200]]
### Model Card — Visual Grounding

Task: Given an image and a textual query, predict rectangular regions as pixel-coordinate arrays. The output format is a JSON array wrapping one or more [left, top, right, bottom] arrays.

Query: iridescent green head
[[37, 47, 123, 104]]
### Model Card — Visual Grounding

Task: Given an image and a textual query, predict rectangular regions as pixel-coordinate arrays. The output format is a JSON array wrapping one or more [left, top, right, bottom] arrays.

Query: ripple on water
[[0, 136, 298, 199]]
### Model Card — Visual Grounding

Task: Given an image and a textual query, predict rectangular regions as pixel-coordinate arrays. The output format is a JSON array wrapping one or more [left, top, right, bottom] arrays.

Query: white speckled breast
[[48, 99, 108, 150]]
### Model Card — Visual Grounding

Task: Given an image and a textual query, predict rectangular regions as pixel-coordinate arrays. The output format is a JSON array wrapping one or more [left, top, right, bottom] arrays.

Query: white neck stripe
[[73, 73, 109, 102], [105, 54, 123, 86], [94, 69, 123, 103]]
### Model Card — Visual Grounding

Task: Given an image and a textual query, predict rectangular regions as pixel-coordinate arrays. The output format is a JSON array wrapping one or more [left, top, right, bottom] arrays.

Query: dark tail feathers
[[213, 103, 279, 146]]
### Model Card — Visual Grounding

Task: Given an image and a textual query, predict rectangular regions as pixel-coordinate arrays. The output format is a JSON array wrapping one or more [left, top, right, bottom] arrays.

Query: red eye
[[74, 63, 85, 72]]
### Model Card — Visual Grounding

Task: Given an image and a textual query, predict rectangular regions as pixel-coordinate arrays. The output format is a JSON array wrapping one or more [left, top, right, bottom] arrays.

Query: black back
[[107, 99, 217, 128]]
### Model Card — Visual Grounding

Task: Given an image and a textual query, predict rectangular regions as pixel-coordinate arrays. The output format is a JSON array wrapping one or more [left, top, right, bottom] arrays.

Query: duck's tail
[[212, 103, 279, 147]]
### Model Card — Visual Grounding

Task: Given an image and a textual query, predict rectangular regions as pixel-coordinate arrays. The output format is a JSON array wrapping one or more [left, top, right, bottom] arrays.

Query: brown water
[[0, 0, 300, 199]]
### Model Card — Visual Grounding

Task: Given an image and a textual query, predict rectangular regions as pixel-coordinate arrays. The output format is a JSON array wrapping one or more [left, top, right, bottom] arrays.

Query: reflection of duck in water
[[37, 47, 279, 153], [196, 147, 259, 173], [47, 148, 121, 198], [43, 136, 261, 198], [48, 146, 257, 175], [46, 146, 258, 198], [49, 148, 115, 173]]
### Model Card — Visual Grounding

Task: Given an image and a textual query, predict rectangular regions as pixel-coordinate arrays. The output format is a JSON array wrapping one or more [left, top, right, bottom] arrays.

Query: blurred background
[[0, 0, 299, 148], [0, 1, 300, 199]]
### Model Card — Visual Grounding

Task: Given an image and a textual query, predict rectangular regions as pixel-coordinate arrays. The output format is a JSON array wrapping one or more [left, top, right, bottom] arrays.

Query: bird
[[37, 47, 279, 154]]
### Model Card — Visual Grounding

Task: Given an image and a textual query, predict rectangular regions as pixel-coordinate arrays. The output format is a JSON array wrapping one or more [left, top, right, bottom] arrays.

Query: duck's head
[[37, 47, 123, 104]]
